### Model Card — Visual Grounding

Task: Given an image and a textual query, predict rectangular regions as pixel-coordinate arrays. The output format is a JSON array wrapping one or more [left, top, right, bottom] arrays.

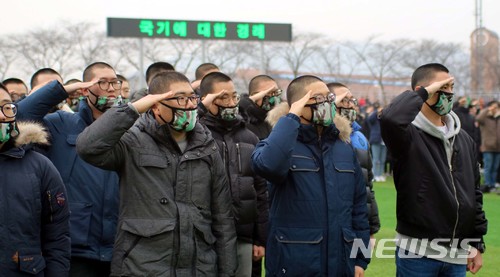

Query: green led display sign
[[107, 17, 292, 42]]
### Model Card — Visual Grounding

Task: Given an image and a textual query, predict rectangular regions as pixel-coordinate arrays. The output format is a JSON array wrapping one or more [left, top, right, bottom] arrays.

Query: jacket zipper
[[222, 141, 228, 168], [236, 143, 242, 174], [449, 151, 459, 247], [46, 190, 53, 222]]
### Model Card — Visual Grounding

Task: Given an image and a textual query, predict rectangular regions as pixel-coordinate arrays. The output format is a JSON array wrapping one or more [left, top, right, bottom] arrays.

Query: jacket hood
[[200, 112, 245, 133], [266, 102, 352, 143], [14, 121, 50, 147], [412, 111, 461, 140], [412, 111, 461, 165]]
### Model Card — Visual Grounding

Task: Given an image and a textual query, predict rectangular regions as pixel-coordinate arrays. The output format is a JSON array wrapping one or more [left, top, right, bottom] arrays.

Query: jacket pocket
[[272, 227, 323, 276], [289, 155, 320, 172], [137, 152, 168, 168], [120, 218, 176, 273], [193, 222, 217, 275], [334, 161, 356, 201], [342, 227, 357, 276], [18, 248, 46, 275], [69, 202, 92, 246]]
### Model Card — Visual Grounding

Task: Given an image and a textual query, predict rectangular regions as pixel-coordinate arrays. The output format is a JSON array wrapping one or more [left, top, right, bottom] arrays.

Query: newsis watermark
[[350, 238, 481, 259]]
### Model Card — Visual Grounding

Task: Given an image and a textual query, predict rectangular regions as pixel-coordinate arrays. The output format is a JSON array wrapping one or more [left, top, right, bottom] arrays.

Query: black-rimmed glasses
[[165, 95, 200, 107], [97, 80, 123, 90], [216, 93, 241, 105], [306, 93, 336, 106], [0, 103, 18, 118], [340, 97, 358, 106]]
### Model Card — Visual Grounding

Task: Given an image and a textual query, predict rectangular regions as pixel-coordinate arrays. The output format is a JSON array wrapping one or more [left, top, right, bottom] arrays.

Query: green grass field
[[366, 176, 499, 276], [261, 176, 499, 276]]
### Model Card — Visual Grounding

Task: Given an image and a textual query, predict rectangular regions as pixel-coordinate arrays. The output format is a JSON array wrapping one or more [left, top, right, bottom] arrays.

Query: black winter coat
[[380, 88, 487, 247], [200, 114, 269, 246]]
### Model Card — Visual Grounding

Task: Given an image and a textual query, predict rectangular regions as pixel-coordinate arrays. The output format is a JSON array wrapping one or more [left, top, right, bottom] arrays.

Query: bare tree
[[316, 42, 361, 84], [66, 22, 110, 67], [279, 32, 324, 78], [0, 38, 18, 80], [344, 37, 412, 104], [12, 26, 77, 77]]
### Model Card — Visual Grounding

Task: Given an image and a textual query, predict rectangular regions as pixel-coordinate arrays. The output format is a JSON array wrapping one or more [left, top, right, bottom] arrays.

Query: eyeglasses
[[9, 93, 25, 102], [97, 80, 123, 90], [0, 103, 18, 118], [269, 89, 283, 97], [340, 97, 358, 106], [165, 94, 200, 107], [306, 93, 336, 106], [216, 93, 241, 105]]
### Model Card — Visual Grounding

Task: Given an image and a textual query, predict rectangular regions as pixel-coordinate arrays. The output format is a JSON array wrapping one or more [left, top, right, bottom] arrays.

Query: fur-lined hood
[[13, 121, 50, 147], [265, 102, 352, 143]]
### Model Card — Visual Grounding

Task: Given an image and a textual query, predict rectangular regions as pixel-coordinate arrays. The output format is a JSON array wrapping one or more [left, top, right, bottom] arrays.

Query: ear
[[414, 85, 422, 91], [82, 87, 90, 97]]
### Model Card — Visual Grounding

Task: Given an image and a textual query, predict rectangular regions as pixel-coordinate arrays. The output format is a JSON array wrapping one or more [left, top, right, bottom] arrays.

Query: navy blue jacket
[[252, 113, 370, 276], [351, 122, 381, 235], [0, 122, 70, 276], [17, 81, 119, 262], [367, 111, 383, 144]]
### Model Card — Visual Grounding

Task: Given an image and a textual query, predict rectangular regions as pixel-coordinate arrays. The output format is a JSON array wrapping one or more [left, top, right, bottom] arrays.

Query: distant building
[[470, 27, 500, 99]]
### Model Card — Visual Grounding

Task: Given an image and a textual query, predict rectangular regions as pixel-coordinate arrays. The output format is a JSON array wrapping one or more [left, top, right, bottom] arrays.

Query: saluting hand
[[63, 78, 99, 94], [289, 90, 313, 117], [424, 77, 454, 98], [249, 85, 278, 102], [201, 89, 225, 109], [132, 91, 175, 114]]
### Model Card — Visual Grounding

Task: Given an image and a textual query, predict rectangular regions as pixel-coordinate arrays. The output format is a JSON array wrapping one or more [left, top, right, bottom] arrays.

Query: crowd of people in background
[[0, 60, 494, 276]]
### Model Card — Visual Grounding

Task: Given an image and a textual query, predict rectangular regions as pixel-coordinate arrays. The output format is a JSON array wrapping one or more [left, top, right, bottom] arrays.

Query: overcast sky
[[1, 0, 499, 45]]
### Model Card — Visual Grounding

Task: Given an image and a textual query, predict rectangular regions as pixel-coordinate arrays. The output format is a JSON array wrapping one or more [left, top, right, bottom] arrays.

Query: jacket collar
[[0, 122, 49, 159], [245, 100, 268, 123], [266, 102, 352, 143], [78, 100, 95, 126], [200, 113, 245, 133], [137, 111, 214, 154]]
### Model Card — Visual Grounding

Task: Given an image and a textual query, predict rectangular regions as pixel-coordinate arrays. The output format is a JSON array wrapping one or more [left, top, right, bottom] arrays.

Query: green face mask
[[170, 108, 197, 132], [339, 108, 357, 123], [261, 96, 281, 111], [309, 102, 336, 127], [0, 121, 19, 143], [428, 91, 454, 116], [216, 105, 239, 121]]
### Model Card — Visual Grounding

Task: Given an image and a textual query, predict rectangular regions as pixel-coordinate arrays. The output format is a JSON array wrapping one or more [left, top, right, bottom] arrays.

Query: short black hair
[[411, 63, 449, 90], [64, 78, 81, 85], [0, 83, 9, 94], [286, 75, 323, 105], [326, 82, 347, 92], [148, 71, 190, 95], [2, 77, 27, 88], [83, 62, 115, 82], [199, 72, 232, 98], [146, 62, 175, 85], [195, 63, 219, 80], [486, 100, 499, 108], [116, 74, 128, 82], [30, 68, 62, 88], [248, 75, 275, 95]]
